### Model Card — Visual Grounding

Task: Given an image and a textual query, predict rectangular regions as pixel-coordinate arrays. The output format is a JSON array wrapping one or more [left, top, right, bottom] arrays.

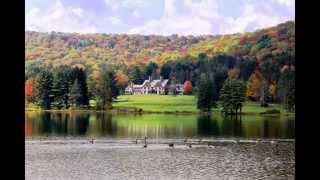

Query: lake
[[25, 111, 295, 179], [25, 111, 295, 139]]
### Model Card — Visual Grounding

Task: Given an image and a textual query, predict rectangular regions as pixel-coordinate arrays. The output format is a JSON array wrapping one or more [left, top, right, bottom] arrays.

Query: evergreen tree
[[219, 79, 246, 115], [197, 73, 217, 112], [52, 66, 72, 108], [144, 61, 158, 77], [70, 67, 89, 106], [69, 79, 82, 107], [77, 68, 89, 106], [169, 70, 178, 95], [36, 70, 53, 109], [213, 66, 228, 95], [160, 63, 172, 79], [130, 66, 144, 84]]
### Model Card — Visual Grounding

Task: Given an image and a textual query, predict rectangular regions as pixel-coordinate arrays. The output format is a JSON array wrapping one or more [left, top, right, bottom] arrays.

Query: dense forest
[[25, 21, 295, 111]]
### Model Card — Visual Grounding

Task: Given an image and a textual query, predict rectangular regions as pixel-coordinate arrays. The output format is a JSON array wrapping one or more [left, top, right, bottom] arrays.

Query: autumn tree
[[183, 80, 192, 95], [25, 78, 37, 104], [246, 71, 262, 101], [115, 70, 129, 91]]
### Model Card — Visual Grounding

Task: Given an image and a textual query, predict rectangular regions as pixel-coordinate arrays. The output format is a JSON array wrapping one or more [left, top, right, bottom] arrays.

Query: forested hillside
[[26, 21, 294, 70], [25, 21, 295, 111]]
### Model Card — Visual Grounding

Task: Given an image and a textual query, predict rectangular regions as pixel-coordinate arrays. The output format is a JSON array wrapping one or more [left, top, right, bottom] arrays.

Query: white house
[[125, 76, 183, 95]]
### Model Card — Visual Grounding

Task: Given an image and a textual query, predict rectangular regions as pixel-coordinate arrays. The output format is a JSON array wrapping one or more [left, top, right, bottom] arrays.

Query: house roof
[[126, 78, 170, 89]]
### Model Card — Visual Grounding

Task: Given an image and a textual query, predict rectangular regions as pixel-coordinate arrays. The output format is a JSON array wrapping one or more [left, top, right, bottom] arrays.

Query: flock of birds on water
[[87, 137, 219, 149], [87, 137, 280, 148]]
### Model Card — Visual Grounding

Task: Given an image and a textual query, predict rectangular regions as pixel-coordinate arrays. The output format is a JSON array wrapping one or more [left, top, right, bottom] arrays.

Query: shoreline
[[25, 107, 295, 116]]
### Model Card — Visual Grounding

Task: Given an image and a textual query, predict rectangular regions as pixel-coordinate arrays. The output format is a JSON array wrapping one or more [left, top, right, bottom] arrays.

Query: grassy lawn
[[26, 95, 294, 115], [113, 94, 292, 115], [113, 94, 199, 113]]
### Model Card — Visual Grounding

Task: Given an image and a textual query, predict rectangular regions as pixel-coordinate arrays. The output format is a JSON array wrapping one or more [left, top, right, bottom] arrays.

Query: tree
[[144, 61, 158, 78], [36, 70, 53, 109], [169, 70, 178, 95], [51, 66, 72, 108], [69, 79, 82, 107], [246, 71, 262, 101], [25, 78, 37, 104], [71, 67, 89, 106], [183, 80, 192, 95], [259, 57, 281, 105], [236, 58, 256, 81], [219, 79, 246, 115], [197, 73, 217, 112], [213, 66, 228, 95], [115, 70, 129, 91], [277, 65, 295, 112], [94, 70, 120, 110], [129, 66, 144, 84], [160, 63, 172, 79]]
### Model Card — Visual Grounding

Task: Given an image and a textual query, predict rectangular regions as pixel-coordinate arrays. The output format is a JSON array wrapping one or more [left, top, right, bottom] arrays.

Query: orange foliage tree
[[183, 80, 193, 95], [246, 71, 262, 100], [115, 70, 129, 89]]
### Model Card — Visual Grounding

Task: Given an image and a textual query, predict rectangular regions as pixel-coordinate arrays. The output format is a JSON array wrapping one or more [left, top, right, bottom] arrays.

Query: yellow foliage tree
[[246, 71, 262, 100], [115, 70, 129, 88]]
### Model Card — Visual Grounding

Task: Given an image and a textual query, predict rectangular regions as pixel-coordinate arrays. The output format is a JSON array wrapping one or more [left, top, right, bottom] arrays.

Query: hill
[[25, 21, 294, 72]]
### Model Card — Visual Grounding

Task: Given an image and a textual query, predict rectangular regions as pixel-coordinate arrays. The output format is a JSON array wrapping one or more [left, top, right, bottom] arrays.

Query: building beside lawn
[[125, 76, 183, 95]]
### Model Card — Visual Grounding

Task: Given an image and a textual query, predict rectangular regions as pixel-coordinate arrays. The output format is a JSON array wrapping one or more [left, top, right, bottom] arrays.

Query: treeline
[[25, 66, 120, 110], [25, 21, 295, 112]]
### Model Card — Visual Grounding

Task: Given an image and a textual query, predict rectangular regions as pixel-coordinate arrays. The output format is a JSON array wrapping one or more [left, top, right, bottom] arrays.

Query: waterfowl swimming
[[169, 143, 174, 147], [143, 136, 147, 148], [188, 144, 192, 148]]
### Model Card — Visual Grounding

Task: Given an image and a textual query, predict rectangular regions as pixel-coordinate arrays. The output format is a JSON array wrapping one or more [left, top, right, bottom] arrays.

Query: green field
[[113, 95, 290, 115], [113, 94, 198, 113], [26, 94, 293, 115]]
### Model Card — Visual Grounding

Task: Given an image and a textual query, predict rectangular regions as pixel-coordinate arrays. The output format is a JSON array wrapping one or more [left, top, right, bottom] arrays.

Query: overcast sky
[[25, 0, 295, 35]]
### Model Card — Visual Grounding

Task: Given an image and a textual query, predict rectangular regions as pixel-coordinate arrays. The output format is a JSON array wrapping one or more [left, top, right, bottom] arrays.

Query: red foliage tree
[[183, 80, 193, 95], [25, 78, 36, 104]]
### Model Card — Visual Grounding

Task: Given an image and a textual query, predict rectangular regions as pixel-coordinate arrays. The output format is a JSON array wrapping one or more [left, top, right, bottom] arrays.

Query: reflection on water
[[25, 112, 295, 139]]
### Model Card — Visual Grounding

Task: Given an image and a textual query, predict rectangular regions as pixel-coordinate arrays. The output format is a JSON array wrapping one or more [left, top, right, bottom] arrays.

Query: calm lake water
[[25, 111, 295, 139]]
